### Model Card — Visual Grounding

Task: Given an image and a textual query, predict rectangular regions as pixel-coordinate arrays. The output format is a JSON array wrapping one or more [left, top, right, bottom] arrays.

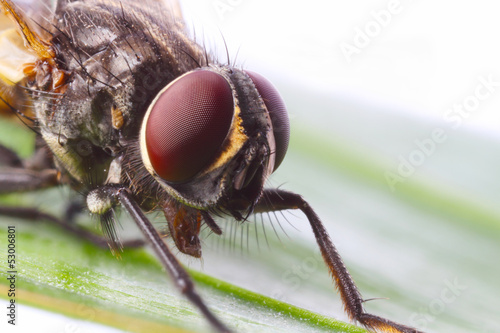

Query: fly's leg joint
[[86, 185, 123, 215]]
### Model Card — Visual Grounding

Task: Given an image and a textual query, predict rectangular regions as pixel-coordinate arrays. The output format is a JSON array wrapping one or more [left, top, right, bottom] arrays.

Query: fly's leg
[[0, 143, 144, 249], [87, 185, 232, 333], [0, 205, 112, 248], [0, 140, 58, 193], [0, 136, 54, 169], [255, 188, 423, 333], [0, 142, 104, 243], [0, 203, 145, 249], [0, 144, 23, 167], [0, 167, 59, 193]]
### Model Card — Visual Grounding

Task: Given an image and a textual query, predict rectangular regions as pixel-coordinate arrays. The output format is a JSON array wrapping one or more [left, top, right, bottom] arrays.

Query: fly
[[0, 0, 423, 332]]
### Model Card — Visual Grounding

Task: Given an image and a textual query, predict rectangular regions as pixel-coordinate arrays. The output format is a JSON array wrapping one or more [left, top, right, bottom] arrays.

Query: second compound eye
[[245, 70, 290, 172], [144, 70, 234, 183]]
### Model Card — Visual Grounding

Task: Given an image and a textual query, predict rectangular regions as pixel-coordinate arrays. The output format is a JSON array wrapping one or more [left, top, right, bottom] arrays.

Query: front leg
[[255, 188, 423, 333], [0, 167, 59, 193], [0, 205, 113, 248], [87, 185, 232, 333], [0, 141, 58, 193]]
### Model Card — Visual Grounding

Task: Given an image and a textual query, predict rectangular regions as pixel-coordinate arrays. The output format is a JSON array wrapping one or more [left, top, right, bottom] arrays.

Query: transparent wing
[[0, 0, 54, 117], [8, 0, 56, 19], [0, 18, 36, 84]]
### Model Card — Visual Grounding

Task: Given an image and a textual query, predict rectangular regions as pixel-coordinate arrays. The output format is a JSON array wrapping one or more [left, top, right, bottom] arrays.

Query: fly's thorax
[[30, 0, 205, 187], [33, 74, 132, 184]]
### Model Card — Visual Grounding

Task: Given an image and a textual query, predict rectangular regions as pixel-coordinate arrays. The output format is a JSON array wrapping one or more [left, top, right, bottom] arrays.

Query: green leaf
[[0, 213, 365, 333]]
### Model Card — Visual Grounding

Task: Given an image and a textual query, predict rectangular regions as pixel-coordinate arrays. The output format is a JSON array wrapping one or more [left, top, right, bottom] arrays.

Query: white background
[[182, 0, 500, 138]]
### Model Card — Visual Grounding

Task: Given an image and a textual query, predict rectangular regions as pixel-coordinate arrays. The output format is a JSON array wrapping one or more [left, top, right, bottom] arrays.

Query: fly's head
[[2, 0, 290, 258], [139, 65, 290, 219]]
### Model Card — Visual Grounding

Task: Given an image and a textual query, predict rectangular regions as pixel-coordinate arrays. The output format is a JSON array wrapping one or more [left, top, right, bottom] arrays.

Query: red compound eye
[[145, 70, 234, 182], [245, 70, 290, 171]]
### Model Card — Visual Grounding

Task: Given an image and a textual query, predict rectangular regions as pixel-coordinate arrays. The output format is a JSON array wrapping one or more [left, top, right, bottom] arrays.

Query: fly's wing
[[0, 16, 35, 86], [5, 0, 56, 14], [0, 3, 32, 116], [0, 0, 56, 118]]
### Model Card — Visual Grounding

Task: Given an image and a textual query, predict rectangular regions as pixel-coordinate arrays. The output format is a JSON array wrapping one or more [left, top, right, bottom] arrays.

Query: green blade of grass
[[0, 214, 366, 333]]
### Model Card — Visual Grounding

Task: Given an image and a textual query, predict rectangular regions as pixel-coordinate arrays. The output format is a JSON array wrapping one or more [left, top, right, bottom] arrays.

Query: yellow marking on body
[[111, 105, 124, 130], [200, 104, 248, 175]]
